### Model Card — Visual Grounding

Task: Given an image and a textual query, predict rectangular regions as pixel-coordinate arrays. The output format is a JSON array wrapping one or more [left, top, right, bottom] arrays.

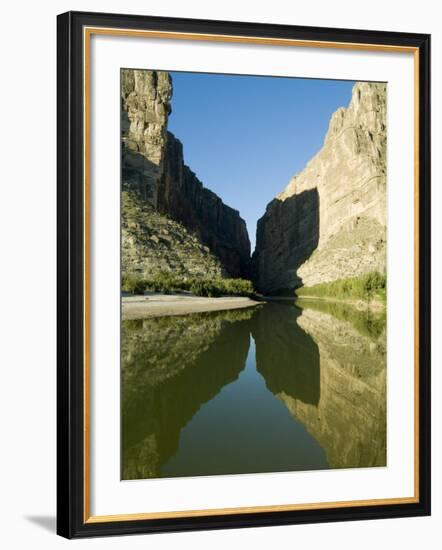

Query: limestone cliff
[[253, 82, 387, 292], [121, 69, 172, 207], [121, 69, 250, 279]]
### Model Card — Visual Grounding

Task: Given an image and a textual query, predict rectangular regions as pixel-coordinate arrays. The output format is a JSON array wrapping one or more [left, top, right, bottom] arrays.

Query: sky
[[168, 72, 355, 250]]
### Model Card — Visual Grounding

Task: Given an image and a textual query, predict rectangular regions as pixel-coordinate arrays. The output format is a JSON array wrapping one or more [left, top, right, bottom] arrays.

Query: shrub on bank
[[122, 274, 147, 295], [296, 271, 386, 302], [189, 279, 222, 297], [122, 272, 256, 298], [221, 278, 255, 297]]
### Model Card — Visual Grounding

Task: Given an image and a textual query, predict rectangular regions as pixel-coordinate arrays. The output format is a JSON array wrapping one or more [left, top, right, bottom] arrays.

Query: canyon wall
[[253, 82, 387, 292], [121, 188, 223, 281], [121, 69, 172, 206], [158, 133, 251, 278], [121, 69, 250, 279]]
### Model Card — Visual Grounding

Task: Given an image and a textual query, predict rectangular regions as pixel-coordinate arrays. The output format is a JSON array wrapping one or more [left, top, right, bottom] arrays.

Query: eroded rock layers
[[252, 82, 387, 292], [121, 69, 250, 279]]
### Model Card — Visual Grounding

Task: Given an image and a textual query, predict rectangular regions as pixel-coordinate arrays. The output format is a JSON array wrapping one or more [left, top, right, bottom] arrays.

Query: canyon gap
[[121, 70, 386, 292]]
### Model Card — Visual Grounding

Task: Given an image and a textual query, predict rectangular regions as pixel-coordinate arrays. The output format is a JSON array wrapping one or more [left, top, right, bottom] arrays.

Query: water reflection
[[122, 309, 252, 479], [251, 303, 320, 406], [122, 300, 386, 479], [274, 300, 386, 469]]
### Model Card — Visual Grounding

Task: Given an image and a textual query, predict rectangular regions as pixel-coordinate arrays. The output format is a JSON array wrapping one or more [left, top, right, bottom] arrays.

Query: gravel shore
[[122, 293, 260, 320]]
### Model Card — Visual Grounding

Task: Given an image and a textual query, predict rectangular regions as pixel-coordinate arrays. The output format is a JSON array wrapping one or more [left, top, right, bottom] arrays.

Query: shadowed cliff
[[252, 188, 319, 293], [121, 69, 250, 279], [158, 132, 251, 278]]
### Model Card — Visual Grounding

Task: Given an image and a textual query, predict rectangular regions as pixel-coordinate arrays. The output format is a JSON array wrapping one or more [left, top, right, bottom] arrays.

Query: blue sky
[[168, 72, 355, 250]]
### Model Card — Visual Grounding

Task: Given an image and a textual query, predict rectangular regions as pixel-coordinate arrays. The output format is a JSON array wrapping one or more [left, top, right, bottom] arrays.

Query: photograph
[[55, 9, 431, 539], [120, 68, 387, 481]]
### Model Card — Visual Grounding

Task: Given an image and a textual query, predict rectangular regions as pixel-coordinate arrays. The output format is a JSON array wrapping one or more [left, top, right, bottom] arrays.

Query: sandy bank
[[122, 293, 261, 320]]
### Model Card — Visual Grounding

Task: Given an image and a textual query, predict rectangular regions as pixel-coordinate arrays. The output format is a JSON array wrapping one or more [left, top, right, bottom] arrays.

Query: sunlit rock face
[[121, 69, 250, 279], [281, 306, 386, 469], [253, 82, 387, 292], [121, 70, 172, 206], [121, 188, 223, 281]]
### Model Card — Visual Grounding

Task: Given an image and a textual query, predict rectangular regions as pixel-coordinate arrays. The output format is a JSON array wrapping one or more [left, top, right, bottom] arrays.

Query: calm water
[[122, 301, 386, 480]]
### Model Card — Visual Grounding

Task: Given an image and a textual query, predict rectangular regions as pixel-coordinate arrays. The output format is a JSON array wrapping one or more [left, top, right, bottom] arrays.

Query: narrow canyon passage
[[122, 69, 386, 294]]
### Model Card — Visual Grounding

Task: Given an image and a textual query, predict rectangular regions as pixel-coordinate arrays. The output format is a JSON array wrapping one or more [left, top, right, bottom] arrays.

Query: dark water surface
[[122, 301, 386, 480]]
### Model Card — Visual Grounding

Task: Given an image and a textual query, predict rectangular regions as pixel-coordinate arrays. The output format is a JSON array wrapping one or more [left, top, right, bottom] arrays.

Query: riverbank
[[260, 294, 385, 311], [122, 293, 261, 320], [295, 295, 385, 311]]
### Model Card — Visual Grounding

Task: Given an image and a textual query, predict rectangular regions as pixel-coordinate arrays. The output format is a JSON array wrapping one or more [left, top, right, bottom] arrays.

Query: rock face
[[121, 189, 223, 280], [121, 70, 172, 207], [253, 82, 387, 292], [158, 133, 251, 278], [121, 69, 250, 279]]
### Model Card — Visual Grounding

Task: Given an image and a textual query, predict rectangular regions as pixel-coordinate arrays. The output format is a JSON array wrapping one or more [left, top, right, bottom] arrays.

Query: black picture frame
[[57, 10, 431, 539]]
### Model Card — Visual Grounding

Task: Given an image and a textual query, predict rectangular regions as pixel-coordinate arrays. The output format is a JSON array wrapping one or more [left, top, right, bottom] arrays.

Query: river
[[122, 300, 386, 480]]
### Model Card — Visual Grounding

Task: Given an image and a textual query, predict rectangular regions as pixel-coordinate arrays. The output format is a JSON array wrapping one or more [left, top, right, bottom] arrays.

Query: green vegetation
[[296, 297, 386, 340], [122, 272, 255, 298], [295, 271, 386, 303], [121, 273, 147, 295], [189, 278, 254, 298]]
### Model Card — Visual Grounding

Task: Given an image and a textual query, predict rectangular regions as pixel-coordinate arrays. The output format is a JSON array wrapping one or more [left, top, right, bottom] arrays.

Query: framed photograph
[[57, 11, 431, 538]]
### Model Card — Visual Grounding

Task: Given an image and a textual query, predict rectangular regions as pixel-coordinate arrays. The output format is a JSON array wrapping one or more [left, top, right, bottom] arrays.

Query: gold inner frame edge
[[82, 26, 420, 524]]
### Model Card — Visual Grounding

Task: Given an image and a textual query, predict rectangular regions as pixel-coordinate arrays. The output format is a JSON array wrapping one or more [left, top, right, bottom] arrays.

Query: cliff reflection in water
[[257, 301, 386, 470], [122, 308, 253, 479], [122, 301, 386, 480], [251, 303, 320, 407]]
